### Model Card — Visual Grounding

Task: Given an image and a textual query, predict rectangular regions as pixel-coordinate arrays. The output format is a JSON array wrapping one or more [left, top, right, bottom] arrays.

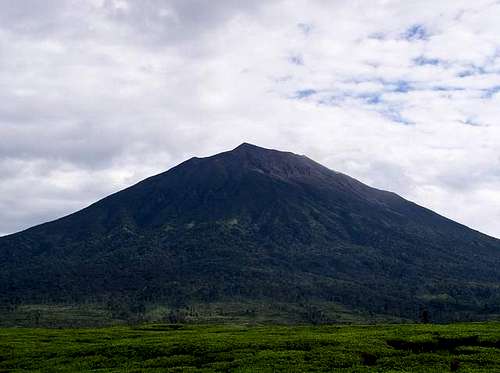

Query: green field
[[0, 322, 499, 372]]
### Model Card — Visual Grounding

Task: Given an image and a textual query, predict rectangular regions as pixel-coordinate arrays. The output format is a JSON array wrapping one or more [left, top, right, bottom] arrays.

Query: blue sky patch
[[482, 85, 500, 98], [458, 65, 487, 77], [413, 56, 440, 66], [358, 93, 382, 105], [381, 107, 413, 125], [432, 86, 465, 92], [393, 80, 412, 93], [403, 24, 429, 41], [294, 89, 317, 99]]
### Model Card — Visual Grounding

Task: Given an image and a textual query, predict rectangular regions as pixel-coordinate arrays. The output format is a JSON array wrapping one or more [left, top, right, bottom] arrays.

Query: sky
[[1, 0, 500, 238]]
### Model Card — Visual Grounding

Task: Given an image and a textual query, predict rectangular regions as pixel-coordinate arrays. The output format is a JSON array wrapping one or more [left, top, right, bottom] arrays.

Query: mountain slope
[[1, 143, 499, 321]]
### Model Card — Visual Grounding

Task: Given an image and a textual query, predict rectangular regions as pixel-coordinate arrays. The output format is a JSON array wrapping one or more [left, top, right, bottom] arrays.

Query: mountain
[[1, 143, 499, 321]]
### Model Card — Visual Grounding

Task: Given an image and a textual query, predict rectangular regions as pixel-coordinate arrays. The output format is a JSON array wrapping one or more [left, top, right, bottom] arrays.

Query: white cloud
[[0, 0, 499, 238]]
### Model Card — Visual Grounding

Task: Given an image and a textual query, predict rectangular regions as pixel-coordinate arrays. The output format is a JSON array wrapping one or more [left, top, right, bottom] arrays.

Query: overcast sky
[[1, 0, 500, 238]]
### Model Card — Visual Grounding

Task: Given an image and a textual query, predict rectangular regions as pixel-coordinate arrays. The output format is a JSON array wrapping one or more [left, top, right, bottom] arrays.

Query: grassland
[[0, 322, 499, 372]]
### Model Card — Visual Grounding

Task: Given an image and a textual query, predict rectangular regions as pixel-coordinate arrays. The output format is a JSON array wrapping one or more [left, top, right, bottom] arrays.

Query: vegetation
[[0, 322, 498, 372], [0, 302, 406, 328]]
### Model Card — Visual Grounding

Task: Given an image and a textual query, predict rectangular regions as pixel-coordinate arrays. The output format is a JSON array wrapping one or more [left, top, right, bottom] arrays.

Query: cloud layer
[[1, 0, 500, 237]]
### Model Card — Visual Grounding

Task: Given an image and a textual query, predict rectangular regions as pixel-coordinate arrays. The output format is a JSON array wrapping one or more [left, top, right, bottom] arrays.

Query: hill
[[1, 143, 499, 322]]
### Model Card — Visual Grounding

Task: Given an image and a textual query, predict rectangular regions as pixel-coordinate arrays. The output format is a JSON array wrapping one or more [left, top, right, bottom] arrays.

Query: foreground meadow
[[0, 322, 499, 372]]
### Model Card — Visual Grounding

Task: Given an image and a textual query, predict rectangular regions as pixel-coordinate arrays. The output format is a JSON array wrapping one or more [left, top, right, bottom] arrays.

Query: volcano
[[1, 143, 499, 321]]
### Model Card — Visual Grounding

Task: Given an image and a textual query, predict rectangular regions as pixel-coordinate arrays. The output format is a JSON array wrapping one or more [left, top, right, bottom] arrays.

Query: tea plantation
[[0, 322, 499, 372]]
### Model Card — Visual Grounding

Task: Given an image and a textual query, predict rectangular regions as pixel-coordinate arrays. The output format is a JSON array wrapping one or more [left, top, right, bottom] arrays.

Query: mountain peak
[[232, 142, 270, 153], [217, 142, 322, 180]]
